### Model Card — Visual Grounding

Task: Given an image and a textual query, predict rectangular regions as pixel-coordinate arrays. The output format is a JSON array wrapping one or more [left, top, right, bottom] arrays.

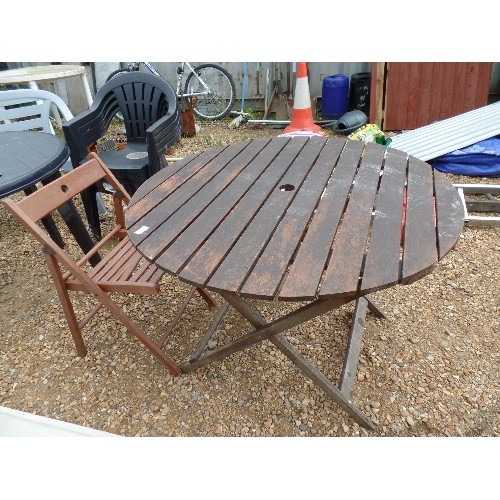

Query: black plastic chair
[[62, 72, 182, 237]]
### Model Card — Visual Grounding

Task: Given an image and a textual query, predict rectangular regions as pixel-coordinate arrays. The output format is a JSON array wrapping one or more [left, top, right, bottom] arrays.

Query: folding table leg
[[182, 293, 350, 373], [182, 292, 376, 429], [188, 301, 230, 362], [338, 294, 386, 398], [339, 297, 368, 398], [270, 334, 375, 430]]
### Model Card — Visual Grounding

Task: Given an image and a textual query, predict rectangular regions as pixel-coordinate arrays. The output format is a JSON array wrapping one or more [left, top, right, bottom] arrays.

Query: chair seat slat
[[97, 244, 137, 281]]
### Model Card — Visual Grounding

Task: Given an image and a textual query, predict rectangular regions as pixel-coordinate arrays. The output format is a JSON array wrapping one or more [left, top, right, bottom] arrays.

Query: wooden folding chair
[[1, 152, 216, 376]]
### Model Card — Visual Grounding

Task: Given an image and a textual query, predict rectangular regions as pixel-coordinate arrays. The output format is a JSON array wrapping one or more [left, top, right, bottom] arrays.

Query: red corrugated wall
[[370, 62, 492, 130]]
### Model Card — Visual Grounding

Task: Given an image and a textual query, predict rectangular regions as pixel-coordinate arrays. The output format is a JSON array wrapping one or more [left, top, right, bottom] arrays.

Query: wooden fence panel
[[370, 62, 492, 130]]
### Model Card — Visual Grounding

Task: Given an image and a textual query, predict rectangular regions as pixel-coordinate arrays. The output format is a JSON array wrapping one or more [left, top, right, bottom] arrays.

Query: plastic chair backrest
[[63, 72, 178, 167], [96, 72, 176, 140], [0, 88, 74, 133]]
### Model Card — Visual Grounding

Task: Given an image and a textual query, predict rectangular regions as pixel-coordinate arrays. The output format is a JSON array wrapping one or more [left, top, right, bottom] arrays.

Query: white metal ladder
[[453, 183, 500, 227]]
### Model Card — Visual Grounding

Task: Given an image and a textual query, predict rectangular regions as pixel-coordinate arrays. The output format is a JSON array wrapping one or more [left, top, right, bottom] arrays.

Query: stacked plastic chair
[[63, 72, 182, 237]]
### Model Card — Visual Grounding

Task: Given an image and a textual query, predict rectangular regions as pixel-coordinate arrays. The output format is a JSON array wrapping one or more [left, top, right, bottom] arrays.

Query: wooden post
[[370, 62, 386, 128]]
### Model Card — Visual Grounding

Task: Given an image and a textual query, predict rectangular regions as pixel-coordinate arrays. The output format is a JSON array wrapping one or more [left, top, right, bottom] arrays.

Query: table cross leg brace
[[182, 292, 379, 430]]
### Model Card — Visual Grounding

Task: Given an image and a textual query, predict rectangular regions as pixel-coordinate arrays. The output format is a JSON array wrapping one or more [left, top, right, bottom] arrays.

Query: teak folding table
[[126, 136, 464, 428]]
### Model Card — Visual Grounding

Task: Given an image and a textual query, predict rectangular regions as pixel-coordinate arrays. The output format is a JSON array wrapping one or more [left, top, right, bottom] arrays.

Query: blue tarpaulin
[[431, 136, 500, 177]]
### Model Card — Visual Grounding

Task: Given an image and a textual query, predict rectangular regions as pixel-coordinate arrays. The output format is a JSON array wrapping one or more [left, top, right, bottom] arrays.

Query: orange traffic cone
[[280, 62, 326, 137]]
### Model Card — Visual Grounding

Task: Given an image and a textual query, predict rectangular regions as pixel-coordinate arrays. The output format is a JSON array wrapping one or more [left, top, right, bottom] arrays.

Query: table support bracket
[[366, 295, 387, 319], [182, 293, 350, 372], [188, 301, 231, 362]]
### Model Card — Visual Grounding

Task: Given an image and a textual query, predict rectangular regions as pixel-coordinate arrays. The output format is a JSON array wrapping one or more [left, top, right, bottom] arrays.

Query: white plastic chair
[[0, 88, 106, 214], [0, 88, 73, 134]]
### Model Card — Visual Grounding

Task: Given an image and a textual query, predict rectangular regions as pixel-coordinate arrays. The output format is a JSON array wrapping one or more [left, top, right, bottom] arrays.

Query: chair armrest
[[146, 105, 182, 173], [62, 95, 119, 167]]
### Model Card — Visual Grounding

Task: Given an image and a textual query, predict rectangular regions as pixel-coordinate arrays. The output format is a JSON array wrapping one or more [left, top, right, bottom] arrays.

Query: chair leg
[[157, 286, 220, 351], [100, 299, 182, 376], [157, 286, 197, 348], [88, 288, 183, 375], [44, 252, 181, 375], [43, 252, 87, 356]]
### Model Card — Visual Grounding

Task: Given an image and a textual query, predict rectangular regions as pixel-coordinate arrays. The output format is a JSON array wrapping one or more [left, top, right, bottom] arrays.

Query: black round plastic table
[[0, 130, 69, 196], [0, 131, 97, 260], [125, 136, 464, 428]]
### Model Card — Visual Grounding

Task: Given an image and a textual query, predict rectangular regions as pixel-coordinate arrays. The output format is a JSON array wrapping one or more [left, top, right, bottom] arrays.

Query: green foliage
[[243, 108, 262, 120]]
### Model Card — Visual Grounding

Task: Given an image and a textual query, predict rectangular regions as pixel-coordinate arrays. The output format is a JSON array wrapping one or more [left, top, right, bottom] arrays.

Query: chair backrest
[[1, 154, 130, 259], [0, 88, 74, 133], [106, 72, 176, 140], [62, 72, 179, 168]]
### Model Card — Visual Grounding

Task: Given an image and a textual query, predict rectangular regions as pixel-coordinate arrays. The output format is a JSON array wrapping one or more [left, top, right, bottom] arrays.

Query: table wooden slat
[[207, 137, 322, 292], [433, 172, 464, 259], [320, 142, 386, 297], [179, 138, 306, 286], [157, 138, 287, 273], [240, 137, 344, 299], [127, 150, 203, 209], [401, 156, 437, 283], [361, 147, 408, 292], [143, 139, 274, 267], [279, 139, 363, 300], [137, 139, 271, 264], [126, 146, 226, 224]]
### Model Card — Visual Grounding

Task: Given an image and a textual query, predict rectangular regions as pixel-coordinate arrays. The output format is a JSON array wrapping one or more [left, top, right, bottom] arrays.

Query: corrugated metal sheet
[[388, 101, 500, 161]]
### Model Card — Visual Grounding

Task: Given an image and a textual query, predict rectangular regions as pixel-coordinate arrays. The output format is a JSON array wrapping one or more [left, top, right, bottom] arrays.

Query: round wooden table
[[0, 65, 93, 126], [125, 136, 464, 428]]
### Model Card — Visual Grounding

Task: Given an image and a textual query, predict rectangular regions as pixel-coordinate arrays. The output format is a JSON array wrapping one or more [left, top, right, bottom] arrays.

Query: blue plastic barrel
[[322, 74, 349, 120]]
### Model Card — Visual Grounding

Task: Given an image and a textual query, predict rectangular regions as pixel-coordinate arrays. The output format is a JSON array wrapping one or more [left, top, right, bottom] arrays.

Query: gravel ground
[[0, 120, 498, 438]]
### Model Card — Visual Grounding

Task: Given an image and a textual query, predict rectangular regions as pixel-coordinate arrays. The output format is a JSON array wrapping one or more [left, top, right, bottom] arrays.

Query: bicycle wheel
[[105, 69, 131, 83], [184, 64, 236, 120]]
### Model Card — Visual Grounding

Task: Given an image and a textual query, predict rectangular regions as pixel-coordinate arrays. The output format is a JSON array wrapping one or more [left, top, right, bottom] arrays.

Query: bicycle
[[105, 62, 236, 121]]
